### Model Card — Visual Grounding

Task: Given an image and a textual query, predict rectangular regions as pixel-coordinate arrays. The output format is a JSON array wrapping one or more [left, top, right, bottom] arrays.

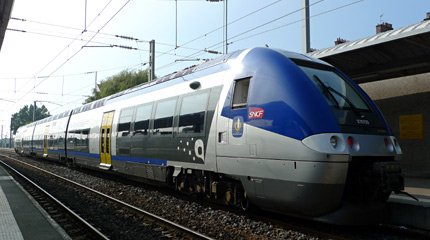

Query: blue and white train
[[15, 47, 404, 222]]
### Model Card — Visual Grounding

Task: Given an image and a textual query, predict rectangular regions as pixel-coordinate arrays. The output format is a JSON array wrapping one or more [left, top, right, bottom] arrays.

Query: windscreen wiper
[[313, 75, 364, 118], [313, 75, 340, 108]]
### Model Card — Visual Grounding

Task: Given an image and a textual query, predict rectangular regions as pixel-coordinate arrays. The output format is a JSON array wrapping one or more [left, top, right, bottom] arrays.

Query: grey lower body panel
[[112, 160, 167, 182], [239, 176, 345, 217]]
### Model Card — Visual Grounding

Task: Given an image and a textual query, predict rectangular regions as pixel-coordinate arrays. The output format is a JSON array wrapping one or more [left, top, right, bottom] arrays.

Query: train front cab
[[216, 48, 404, 221], [295, 56, 404, 210]]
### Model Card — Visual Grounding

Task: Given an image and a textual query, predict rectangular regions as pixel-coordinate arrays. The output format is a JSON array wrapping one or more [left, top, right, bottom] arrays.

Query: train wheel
[[240, 192, 250, 211], [224, 189, 232, 205]]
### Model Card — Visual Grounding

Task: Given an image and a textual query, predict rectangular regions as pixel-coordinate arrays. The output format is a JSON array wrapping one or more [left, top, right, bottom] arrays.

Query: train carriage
[[14, 47, 404, 223]]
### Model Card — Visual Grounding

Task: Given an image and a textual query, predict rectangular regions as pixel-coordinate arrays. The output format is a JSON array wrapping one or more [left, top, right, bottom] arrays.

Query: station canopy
[[308, 19, 430, 83], [0, 0, 14, 51]]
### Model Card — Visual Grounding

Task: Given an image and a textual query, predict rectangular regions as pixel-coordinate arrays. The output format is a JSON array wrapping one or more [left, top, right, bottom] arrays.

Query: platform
[[0, 164, 69, 240], [386, 178, 430, 231]]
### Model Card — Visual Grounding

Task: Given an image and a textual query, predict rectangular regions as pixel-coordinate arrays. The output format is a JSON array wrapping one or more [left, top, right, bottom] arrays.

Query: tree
[[11, 104, 50, 134], [84, 69, 150, 103]]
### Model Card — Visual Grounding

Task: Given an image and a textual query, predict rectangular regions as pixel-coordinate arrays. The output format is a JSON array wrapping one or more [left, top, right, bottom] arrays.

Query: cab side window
[[232, 78, 250, 109]]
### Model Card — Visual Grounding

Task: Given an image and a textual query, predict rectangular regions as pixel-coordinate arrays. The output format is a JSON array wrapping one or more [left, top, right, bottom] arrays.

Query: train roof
[[66, 50, 243, 117], [26, 47, 328, 128], [102, 48, 329, 103], [106, 50, 242, 100]]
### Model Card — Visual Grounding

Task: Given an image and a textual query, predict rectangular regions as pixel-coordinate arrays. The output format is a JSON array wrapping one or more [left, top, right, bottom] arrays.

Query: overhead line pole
[[10, 117, 12, 148], [33, 101, 36, 122], [224, 0, 228, 54], [302, 0, 310, 53], [94, 71, 98, 93], [148, 40, 155, 82], [84, 0, 88, 32], [207, 0, 228, 54]]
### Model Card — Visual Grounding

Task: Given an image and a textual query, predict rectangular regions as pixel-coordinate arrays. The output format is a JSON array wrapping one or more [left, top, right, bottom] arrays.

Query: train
[[14, 47, 404, 223]]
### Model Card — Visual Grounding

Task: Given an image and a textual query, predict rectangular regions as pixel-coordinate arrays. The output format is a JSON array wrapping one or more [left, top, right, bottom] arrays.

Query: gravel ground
[[2, 150, 428, 240], [5, 156, 321, 240]]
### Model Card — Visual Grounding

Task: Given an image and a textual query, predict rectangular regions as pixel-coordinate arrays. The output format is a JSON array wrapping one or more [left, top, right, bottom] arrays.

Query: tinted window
[[68, 128, 90, 152], [118, 107, 134, 136], [153, 98, 177, 135], [232, 78, 250, 109], [298, 65, 369, 111], [179, 92, 208, 134], [134, 103, 152, 135]]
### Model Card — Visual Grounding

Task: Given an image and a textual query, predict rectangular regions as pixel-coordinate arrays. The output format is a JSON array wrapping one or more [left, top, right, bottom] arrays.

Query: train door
[[43, 125, 50, 157], [100, 111, 115, 169], [216, 78, 250, 157], [216, 78, 264, 198]]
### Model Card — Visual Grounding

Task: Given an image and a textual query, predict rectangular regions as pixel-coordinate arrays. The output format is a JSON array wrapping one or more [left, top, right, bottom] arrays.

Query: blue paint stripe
[[68, 151, 99, 159], [33, 148, 64, 153], [112, 155, 167, 166], [33, 149, 168, 166], [67, 151, 167, 166], [49, 149, 66, 154]]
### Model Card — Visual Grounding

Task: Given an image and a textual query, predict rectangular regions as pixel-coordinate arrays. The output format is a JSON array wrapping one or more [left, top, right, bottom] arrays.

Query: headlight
[[330, 136, 338, 149]]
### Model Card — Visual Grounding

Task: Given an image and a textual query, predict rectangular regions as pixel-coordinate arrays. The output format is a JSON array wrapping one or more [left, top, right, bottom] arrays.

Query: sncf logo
[[248, 107, 265, 119]]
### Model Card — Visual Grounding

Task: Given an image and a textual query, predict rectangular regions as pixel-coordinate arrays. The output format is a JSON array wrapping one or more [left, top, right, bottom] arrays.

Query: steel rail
[[0, 154, 214, 240], [0, 158, 109, 240]]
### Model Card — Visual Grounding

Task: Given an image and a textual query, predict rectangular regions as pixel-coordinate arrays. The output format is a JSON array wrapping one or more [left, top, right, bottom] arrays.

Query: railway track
[[0, 154, 213, 240], [2, 150, 428, 240]]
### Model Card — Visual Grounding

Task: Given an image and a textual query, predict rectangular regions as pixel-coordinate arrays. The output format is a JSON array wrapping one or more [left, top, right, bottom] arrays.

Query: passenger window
[[232, 78, 250, 109], [153, 98, 177, 136], [81, 129, 90, 152], [134, 103, 152, 136], [118, 107, 134, 136], [179, 92, 208, 134]]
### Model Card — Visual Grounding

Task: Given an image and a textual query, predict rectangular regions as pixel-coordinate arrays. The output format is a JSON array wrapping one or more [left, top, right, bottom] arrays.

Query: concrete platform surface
[[387, 177, 430, 231], [0, 164, 69, 240]]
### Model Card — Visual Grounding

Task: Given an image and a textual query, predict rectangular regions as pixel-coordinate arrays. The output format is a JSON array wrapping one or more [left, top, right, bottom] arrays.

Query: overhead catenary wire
[[187, 0, 326, 59], [14, 0, 132, 107], [9, 15, 204, 52], [11, 0, 116, 110], [37, 0, 115, 79], [152, 0, 285, 61], [6, 0, 285, 95], [11, 16, 140, 43], [7, 0, 365, 116], [155, 0, 306, 71], [156, 0, 363, 72], [229, 0, 365, 47]]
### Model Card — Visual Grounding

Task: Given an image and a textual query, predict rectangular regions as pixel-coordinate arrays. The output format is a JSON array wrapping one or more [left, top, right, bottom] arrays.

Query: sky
[[0, 0, 429, 137]]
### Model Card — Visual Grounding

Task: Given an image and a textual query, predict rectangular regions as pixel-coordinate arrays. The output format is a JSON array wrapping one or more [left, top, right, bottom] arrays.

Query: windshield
[[293, 59, 388, 135], [298, 64, 370, 111]]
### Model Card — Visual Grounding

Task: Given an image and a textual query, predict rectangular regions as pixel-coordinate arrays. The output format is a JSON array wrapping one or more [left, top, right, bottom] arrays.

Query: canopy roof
[[0, 0, 14, 51], [308, 20, 430, 83]]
